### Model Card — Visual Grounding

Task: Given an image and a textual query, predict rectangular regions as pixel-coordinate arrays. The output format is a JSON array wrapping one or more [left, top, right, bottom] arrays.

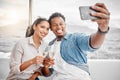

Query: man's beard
[[57, 35, 64, 41]]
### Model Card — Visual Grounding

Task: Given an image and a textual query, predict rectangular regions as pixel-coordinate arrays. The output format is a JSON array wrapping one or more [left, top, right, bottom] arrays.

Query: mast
[[29, 0, 32, 25], [26, 0, 32, 37]]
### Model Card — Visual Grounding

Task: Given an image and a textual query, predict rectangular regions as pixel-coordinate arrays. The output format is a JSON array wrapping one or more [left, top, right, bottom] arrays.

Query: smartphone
[[79, 6, 99, 20]]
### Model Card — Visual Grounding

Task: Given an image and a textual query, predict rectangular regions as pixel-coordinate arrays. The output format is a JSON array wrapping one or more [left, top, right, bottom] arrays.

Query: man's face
[[50, 17, 66, 38]]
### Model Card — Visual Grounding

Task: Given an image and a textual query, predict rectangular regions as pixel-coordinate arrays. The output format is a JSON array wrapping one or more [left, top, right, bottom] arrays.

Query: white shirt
[[6, 36, 47, 80], [51, 41, 92, 80]]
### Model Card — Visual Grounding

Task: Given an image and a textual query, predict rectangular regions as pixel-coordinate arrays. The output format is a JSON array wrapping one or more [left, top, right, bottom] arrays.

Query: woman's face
[[33, 21, 50, 39]]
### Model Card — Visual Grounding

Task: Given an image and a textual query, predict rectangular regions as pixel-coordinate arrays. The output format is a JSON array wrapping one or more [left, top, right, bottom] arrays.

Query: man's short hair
[[48, 12, 65, 25]]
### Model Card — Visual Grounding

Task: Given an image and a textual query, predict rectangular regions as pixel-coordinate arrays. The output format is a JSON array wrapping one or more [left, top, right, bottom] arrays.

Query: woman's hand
[[20, 56, 44, 72], [31, 56, 44, 64]]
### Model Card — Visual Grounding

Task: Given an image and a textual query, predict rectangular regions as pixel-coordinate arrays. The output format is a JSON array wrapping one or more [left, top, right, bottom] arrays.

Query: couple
[[7, 3, 110, 80]]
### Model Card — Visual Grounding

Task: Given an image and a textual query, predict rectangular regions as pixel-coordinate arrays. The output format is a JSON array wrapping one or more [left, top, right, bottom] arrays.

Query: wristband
[[98, 27, 109, 34]]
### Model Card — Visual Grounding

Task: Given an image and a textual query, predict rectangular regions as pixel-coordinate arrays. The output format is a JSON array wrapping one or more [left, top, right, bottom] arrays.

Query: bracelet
[[98, 27, 109, 34]]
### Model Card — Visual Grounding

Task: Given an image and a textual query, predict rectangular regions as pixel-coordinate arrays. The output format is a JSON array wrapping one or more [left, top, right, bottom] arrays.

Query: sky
[[0, 0, 120, 29], [33, 0, 120, 19], [32, 0, 120, 29], [0, 0, 29, 26]]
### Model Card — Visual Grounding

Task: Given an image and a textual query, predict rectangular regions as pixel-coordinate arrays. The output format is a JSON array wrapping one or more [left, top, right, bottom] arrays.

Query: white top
[[6, 36, 47, 80], [50, 41, 91, 80]]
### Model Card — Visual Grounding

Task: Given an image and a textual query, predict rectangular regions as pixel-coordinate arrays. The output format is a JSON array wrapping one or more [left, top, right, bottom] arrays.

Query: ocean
[[0, 20, 120, 59]]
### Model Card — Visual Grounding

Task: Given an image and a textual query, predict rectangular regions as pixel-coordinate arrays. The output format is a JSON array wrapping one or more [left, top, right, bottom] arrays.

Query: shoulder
[[11, 37, 28, 53], [15, 37, 29, 47], [65, 33, 86, 39], [19, 37, 29, 43], [72, 33, 90, 38], [64, 33, 90, 42]]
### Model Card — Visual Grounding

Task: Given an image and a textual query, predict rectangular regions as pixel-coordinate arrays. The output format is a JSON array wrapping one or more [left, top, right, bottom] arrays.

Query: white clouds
[[0, 9, 5, 17], [1, 0, 28, 6], [0, 0, 119, 27]]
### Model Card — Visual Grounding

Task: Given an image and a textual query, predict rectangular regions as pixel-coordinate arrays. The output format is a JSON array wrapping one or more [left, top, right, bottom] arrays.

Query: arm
[[9, 42, 23, 74], [41, 66, 51, 76], [20, 56, 44, 71], [20, 59, 33, 71], [90, 3, 110, 48], [90, 27, 109, 48], [29, 72, 41, 80]]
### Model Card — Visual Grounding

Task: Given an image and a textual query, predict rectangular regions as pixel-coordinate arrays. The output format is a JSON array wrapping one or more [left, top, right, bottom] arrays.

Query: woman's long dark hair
[[25, 17, 48, 37]]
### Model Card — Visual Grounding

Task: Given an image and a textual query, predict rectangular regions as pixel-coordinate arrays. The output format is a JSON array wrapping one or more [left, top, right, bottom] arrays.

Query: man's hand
[[43, 57, 54, 67], [29, 72, 41, 80], [91, 3, 110, 31], [40, 58, 54, 76]]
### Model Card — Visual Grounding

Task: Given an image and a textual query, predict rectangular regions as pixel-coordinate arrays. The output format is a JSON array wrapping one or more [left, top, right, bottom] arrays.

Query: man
[[48, 3, 110, 80]]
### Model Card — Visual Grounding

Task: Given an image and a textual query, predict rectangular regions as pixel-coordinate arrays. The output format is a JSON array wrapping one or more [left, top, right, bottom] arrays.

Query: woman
[[6, 17, 53, 80]]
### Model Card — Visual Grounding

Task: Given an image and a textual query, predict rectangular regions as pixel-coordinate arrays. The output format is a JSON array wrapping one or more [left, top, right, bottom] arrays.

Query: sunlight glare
[[6, 10, 20, 24]]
